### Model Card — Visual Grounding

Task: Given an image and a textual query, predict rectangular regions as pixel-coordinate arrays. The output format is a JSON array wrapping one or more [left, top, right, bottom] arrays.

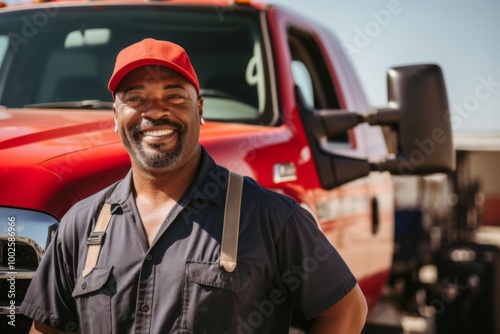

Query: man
[[20, 38, 367, 333]]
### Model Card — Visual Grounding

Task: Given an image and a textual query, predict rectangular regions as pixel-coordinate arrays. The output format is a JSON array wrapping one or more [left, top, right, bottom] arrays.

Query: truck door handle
[[371, 197, 380, 235]]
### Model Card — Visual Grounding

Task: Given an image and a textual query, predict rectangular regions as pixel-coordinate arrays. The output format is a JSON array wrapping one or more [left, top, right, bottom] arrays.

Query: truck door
[[281, 21, 394, 308], [285, 25, 374, 278]]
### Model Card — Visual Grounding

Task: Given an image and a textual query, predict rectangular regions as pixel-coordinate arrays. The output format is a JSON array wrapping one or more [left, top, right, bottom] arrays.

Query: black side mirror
[[375, 64, 455, 174], [297, 64, 455, 189]]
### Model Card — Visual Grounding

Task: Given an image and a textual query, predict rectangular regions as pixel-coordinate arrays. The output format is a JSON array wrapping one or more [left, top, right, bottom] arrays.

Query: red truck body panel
[[0, 0, 395, 318]]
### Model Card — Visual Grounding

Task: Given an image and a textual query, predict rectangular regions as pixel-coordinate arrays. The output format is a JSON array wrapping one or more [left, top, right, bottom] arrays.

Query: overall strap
[[220, 171, 244, 272], [82, 172, 243, 276], [82, 203, 112, 277]]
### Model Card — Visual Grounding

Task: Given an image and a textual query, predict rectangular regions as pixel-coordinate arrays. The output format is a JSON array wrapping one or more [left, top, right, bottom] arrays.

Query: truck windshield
[[0, 5, 271, 124]]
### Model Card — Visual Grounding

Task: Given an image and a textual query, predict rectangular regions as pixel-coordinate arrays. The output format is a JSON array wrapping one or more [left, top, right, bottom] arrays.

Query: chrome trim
[[0, 235, 46, 264], [0, 305, 20, 315], [0, 267, 36, 280], [273, 162, 297, 183]]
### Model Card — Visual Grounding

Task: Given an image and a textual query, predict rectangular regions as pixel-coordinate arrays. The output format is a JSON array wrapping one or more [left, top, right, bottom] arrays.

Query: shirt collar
[[106, 146, 226, 207]]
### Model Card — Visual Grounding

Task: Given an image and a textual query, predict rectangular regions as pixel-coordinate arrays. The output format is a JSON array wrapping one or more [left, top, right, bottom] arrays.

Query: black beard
[[123, 119, 184, 170]]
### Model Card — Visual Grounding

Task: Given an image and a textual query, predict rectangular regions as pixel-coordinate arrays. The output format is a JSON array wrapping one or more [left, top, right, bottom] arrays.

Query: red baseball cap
[[108, 38, 200, 94]]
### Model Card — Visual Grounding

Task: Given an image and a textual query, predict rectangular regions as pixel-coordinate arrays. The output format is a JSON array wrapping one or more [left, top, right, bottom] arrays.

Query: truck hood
[[0, 108, 119, 166], [0, 108, 282, 167], [0, 108, 290, 217], [0, 109, 269, 165]]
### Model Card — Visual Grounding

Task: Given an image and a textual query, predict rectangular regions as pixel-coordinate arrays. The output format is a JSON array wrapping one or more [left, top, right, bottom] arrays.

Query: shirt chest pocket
[[72, 266, 115, 334], [181, 261, 252, 333]]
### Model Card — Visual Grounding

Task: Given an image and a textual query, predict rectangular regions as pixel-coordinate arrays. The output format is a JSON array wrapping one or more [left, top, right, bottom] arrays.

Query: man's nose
[[141, 98, 170, 119]]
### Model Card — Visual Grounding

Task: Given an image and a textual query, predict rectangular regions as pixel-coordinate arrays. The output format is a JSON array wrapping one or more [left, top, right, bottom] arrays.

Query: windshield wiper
[[24, 100, 113, 110]]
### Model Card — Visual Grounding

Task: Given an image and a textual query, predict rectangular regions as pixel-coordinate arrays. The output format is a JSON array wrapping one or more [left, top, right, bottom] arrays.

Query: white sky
[[269, 0, 500, 134], [3, 0, 499, 133]]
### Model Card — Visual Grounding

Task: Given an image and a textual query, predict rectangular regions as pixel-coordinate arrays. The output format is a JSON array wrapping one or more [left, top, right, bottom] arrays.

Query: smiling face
[[113, 65, 203, 174]]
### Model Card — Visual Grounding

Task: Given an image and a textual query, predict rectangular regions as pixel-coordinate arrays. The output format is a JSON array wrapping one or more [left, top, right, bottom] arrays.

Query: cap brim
[[108, 58, 199, 93]]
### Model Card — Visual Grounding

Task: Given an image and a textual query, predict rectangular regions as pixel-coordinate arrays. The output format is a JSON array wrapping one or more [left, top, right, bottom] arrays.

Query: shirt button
[[145, 254, 153, 261], [81, 282, 87, 290], [220, 273, 229, 281], [140, 304, 150, 313]]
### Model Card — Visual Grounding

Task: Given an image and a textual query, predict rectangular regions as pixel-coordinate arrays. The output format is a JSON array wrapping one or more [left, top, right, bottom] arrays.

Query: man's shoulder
[[200, 151, 303, 217], [240, 174, 299, 217], [62, 177, 126, 223]]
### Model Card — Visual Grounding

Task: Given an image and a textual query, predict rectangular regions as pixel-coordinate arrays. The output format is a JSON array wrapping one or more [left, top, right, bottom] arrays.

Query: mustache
[[130, 119, 183, 135]]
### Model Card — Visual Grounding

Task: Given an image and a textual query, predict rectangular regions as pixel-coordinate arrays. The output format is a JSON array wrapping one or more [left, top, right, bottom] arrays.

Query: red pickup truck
[[0, 0, 454, 332]]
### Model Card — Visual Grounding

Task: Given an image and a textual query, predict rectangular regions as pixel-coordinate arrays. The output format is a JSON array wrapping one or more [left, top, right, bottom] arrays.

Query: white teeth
[[143, 129, 174, 137]]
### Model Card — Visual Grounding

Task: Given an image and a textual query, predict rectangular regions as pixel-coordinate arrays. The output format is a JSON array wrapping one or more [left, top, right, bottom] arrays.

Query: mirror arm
[[369, 159, 400, 174], [317, 108, 401, 139], [364, 108, 401, 126], [317, 110, 364, 138]]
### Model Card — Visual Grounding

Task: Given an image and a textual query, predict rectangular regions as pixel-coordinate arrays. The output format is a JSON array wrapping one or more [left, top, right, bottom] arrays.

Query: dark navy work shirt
[[20, 148, 356, 334]]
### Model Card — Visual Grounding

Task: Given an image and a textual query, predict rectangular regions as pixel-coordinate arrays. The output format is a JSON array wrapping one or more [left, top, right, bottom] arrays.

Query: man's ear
[[113, 105, 119, 133], [197, 96, 204, 121]]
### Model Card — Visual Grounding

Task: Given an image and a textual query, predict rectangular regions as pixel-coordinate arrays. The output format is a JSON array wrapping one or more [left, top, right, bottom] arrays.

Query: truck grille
[[0, 237, 41, 315]]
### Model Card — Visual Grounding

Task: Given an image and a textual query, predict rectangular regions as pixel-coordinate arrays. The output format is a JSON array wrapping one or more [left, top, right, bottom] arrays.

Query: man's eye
[[166, 95, 184, 100], [165, 95, 186, 103], [126, 96, 144, 102]]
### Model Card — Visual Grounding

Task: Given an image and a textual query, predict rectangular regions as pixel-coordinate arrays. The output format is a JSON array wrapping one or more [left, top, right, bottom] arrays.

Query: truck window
[[0, 36, 7, 65], [288, 27, 340, 110], [0, 35, 8, 101], [0, 5, 273, 125], [288, 27, 348, 143], [291, 60, 315, 108]]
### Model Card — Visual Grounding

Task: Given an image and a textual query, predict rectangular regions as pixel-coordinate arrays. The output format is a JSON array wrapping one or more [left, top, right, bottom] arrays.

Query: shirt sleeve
[[19, 214, 79, 331], [275, 205, 357, 320]]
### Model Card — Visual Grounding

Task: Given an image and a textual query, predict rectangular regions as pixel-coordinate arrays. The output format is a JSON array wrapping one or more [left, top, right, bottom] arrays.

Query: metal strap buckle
[[87, 231, 105, 245]]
